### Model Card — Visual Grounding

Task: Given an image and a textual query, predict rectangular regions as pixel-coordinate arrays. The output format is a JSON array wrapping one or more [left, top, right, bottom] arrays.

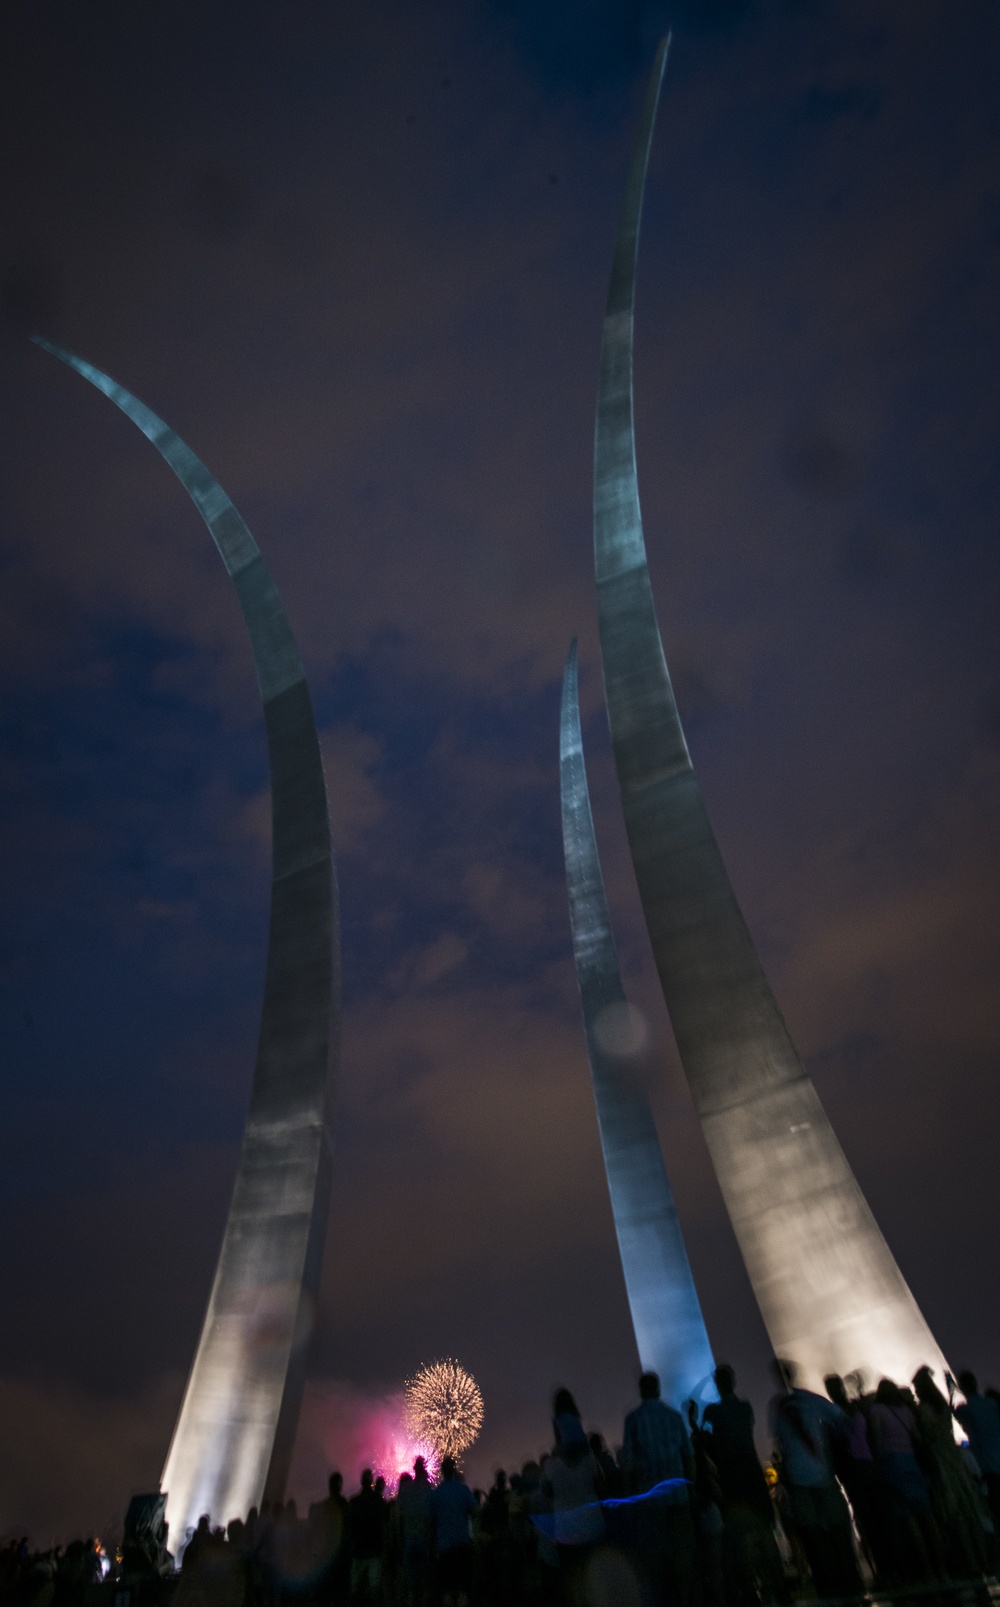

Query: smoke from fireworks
[[403, 1359, 484, 1462], [288, 1381, 438, 1499], [369, 1422, 439, 1495]]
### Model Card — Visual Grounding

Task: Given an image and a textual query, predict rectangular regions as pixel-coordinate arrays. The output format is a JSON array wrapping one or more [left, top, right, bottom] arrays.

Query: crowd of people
[[3, 1362, 1000, 1607]]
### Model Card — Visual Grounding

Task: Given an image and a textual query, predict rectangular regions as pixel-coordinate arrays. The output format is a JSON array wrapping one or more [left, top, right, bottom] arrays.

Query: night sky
[[2, 0, 999, 1545]]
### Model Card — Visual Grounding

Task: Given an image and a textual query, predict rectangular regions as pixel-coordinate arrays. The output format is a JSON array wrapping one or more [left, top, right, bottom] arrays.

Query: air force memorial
[[30, 36, 954, 1554]]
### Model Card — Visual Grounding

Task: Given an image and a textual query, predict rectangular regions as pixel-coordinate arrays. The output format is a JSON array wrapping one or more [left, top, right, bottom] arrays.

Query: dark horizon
[[1, 0, 999, 1544]]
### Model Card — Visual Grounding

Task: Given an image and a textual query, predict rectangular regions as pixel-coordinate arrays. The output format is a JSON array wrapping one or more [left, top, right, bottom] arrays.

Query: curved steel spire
[[593, 48, 948, 1389], [560, 640, 713, 1407], [34, 338, 339, 1542]]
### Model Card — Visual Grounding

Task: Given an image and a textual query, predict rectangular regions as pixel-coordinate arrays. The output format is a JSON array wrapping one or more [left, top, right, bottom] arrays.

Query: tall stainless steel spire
[[560, 640, 714, 1407], [35, 339, 339, 1542], [592, 43, 948, 1390]]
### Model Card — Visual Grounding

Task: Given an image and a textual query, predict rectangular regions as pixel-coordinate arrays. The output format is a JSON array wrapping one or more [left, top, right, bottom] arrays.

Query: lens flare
[[404, 1359, 484, 1462]]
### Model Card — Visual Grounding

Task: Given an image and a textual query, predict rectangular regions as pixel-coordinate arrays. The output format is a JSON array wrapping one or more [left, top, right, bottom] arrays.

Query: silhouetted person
[[824, 1372, 887, 1580], [480, 1471, 510, 1540], [182, 1515, 212, 1573], [704, 1364, 788, 1606], [179, 1514, 242, 1607], [270, 1499, 311, 1606], [869, 1376, 943, 1584], [348, 1470, 386, 1601], [687, 1399, 725, 1607], [479, 1471, 513, 1604], [307, 1471, 348, 1604], [430, 1457, 477, 1607], [955, 1370, 1000, 1533], [588, 1432, 619, 1498], [542, 1400, 605, 1599], [911, 1366, 988, 1579], [623, 1372, 692, 1494], [396, 1459, 433, 1606], [54, 1537, 99, 1607], [622, 1371, 696, 1607], [769, 1358, 861, 1599], [511, 1460, 550, 1598], [551, 1388, 587, 1452]]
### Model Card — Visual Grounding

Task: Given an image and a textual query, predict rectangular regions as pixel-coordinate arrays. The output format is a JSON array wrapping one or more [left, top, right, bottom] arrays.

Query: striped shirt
[[622, 1399, 691, 1503]]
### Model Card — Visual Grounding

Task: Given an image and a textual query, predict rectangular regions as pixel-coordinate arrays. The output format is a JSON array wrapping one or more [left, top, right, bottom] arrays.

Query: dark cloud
[[979, 695, 1000, 752], [783, 426, 858, 498], [0, 255, 62, 329], [179, 159, 256, 239], [839, 523, 902, 586], [669, 658, 731, 725], [796, 83, 880, 130]]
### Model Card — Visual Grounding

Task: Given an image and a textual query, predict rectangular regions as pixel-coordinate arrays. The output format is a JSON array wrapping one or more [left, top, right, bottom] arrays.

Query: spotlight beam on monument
[[559, 639, 714, 1407], [592, 42, 949, 1388], [34, 339, 340, 1540]]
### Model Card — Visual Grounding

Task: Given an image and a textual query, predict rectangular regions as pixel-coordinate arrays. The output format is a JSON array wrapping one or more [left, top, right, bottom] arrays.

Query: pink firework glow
[[288, 1381, 439, 1500], [369, 1422, 440, 1496]]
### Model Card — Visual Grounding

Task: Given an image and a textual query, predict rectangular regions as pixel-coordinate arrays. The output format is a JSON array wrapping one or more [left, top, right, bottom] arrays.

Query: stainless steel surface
[[560, 640, 714, 1407], [592, 46, 949, 1391], [35, 340, 339, 1541]]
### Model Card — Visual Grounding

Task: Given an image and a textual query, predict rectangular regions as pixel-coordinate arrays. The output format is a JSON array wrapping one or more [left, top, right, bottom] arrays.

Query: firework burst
[[403, 1359, 484, 1462]]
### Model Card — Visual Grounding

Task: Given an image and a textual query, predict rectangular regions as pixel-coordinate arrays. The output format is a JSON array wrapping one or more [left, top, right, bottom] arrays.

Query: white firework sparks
[[403, 1358, 484, 1462]]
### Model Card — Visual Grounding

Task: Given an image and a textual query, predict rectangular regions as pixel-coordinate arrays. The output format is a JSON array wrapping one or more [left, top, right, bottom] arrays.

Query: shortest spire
[[559, 638, 714, 1409]]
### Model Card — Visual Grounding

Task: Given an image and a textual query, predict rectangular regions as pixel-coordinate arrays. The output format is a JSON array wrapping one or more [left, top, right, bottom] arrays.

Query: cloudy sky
[[2, 0, 999, 1544]]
